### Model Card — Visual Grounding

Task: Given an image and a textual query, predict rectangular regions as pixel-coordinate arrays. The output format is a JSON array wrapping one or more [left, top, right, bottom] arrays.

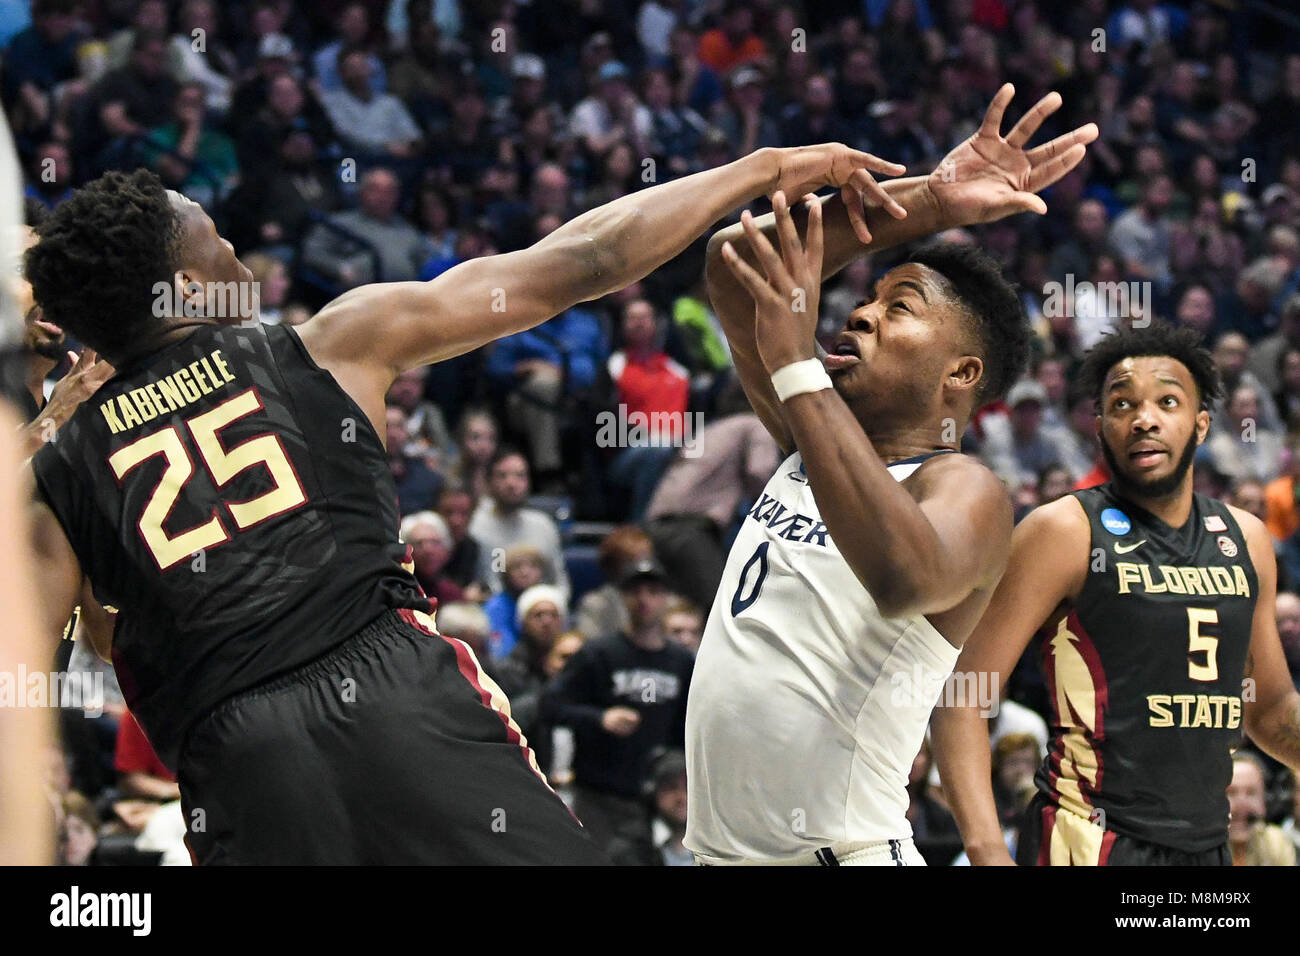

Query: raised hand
[[773, 144, 908, 244], [721, 190, 825, 375], [928, 83, 1098, 225]]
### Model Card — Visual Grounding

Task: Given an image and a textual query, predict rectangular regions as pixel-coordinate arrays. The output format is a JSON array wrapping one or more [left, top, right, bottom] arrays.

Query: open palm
[[929, 84, 1098, 225]]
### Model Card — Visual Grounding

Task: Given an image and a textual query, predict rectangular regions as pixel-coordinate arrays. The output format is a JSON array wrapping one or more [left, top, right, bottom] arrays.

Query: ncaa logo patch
[[1101, 508, 1132, 536], [1217, 535, 1238, 558]]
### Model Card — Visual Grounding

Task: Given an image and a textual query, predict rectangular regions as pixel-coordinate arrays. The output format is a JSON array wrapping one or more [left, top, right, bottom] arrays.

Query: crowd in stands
[[10, 0, 1300, 865]]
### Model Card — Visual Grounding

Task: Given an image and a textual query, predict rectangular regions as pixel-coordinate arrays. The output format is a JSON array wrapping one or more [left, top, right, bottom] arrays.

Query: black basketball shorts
[[177, 609, 607, 864]]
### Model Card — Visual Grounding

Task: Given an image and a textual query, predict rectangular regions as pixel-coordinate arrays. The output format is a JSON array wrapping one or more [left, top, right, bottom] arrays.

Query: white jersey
[[685, 450, 961, 864]]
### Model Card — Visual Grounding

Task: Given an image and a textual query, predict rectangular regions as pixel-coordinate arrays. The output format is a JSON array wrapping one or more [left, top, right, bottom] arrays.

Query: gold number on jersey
[[1186, 607, 1219, 682], [107, 389, 306, 570]]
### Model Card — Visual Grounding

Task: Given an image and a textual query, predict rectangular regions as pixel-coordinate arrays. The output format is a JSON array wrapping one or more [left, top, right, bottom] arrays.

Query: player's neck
[[1117, 480, 1195, 530], [859, 417, 957, 464], [110, 319, 217, 368]]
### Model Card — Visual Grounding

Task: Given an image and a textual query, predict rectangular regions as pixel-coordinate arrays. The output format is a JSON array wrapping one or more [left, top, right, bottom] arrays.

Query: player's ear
[[947, 355, 982, 394], [1195, 407, 1211, 445], [173, 270, 205, 318]]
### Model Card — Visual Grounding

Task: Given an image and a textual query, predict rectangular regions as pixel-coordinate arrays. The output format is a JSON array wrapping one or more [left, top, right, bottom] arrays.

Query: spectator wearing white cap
[[489, 584, 568, 772], [978, 379, 1065, 488], [568, 60, 652, 158]]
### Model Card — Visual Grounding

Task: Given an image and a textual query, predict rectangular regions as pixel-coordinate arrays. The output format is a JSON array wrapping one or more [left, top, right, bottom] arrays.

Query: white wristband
[[771, 358, 832, 403]]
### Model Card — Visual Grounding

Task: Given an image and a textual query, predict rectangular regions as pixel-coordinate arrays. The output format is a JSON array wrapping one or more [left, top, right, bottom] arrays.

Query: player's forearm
[[536, 148, 783, 309], [1248, 691, 1300, 772], [706, 176, 941, 301], [929, 704, 1011, 863]]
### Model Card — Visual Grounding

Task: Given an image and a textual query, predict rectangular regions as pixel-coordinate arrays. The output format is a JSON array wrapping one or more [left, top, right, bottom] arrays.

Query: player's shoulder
[[1017, 492, 1091, 547], [1222, 501, 1273, 565], [903, 451, 1013, 510]]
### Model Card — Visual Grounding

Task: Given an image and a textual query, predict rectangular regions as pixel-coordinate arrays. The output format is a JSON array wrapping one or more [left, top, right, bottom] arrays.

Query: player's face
[[825, 263, 979, 426], [1097, 356, 1209, 501], [170, 192, 257, 323]]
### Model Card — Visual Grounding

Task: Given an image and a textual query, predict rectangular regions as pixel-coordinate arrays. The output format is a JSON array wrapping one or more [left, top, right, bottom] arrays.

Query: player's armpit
[[1234, 507, 1300, 770], [76, 579, 116, 663]]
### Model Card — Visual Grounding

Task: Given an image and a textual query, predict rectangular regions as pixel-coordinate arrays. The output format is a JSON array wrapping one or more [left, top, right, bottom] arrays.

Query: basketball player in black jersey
[[20, 145, 912, 864], [932, 324, 1300, 865]]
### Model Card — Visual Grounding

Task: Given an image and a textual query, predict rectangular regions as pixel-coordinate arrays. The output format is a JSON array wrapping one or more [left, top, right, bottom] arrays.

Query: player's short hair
[[905, 240, 1029, 405], [1077, 322, 1223, 412], [26, 169, 181, 358]]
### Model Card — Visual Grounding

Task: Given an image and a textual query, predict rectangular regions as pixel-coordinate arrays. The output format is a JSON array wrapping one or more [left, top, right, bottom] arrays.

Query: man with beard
[[932, 323, 1300, 865]]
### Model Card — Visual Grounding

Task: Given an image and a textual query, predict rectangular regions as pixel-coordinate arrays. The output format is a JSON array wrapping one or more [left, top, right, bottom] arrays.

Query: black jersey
[[31, 322, 432, 769], [1032, 483, 1257, 853]]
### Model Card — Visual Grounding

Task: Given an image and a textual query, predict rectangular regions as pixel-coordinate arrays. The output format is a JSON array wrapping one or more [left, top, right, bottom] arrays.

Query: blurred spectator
[[1226, 478, 1268, 525], [436, 600, 492, 664], [170, 0, 238, 116], [1219, 257, 1288, 344], [244, 252, 293, 325], [302, 167, 427, 286], [312, 2, 386, 94], [235, 72, 337, 186], [992, 732, 1039, 830], [1205, 383, 1284, 485], [979, 379, 1063, 487], [1252, 295, 1300, 398], [1109, 173, 1173, 289], [1272, 592, 1300, 691], [489, 583, 567, 771], [400, 510, 463, 606], [448, 406, 498, 501], [1228, 751, 1296, 866], [320, 47, 420, 161], [1048, 198, 1111, 285], [435, 486, 486, 598], [386, 404, 444, 515], [605, 298, 690, 519], [646, 390, 781, 611], [23, 141, 74, 209], [83, 30, 179, 173], [486, 308, 606, 485], [2, 0, 82, 130], [575, 525, 654, 642], [1210, 331, 1281, 435], [569, 61, 652, 159], [57, 791, 100, 866], [1265, 436, 1300, 542], [542, 557, 693, 855], [471, 448, 570, 598], [671, 272, 732, 377], [387, 365, 454, 471], [662, 599, 703, 655], [643, 67, 707, 181], [483, 545, 548, 659], [1036, 464, 1075, 505], [143, 82, 239, 208], [608, 748, 692, 866], [716, 66, 781, 159], [697, 2, 765, 75]]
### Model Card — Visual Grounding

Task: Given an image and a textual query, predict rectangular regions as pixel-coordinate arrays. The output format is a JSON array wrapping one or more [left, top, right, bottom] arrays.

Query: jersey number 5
[[1186, 607, 1219, 682], [107, 388, 307, 571]]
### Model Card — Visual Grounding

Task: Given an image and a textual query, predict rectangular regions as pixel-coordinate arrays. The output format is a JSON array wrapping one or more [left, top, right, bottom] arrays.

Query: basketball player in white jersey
[[685, 85, 1097, 865]]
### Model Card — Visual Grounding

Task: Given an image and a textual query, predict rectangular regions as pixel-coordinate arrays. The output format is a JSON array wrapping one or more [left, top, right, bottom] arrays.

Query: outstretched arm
[[710, 85, 1097, 451], [296, 144, 903, 420]]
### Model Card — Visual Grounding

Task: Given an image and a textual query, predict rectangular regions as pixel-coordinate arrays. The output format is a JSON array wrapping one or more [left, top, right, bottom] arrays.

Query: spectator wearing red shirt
[[606, 298, 691, 520], [696, 2, 766, 76]]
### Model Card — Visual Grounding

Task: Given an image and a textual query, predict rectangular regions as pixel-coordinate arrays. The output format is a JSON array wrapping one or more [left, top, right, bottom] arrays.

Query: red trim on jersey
[[1037, 803, 1057, 867], [1097, 828, 1118, 866]]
